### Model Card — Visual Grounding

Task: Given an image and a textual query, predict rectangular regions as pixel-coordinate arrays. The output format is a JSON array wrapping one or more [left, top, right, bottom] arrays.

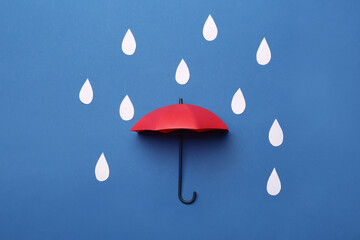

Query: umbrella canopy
[[131, 102, 228, 133], [131, 98, 228, 204]]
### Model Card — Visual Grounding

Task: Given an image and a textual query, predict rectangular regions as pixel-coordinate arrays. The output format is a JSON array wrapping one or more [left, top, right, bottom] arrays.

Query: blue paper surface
[[1, 0, 360, 239]]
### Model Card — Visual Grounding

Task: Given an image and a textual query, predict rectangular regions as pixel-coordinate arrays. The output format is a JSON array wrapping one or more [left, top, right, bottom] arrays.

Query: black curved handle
[[178, 134, 197, 204], [179, 191, 197, 204]]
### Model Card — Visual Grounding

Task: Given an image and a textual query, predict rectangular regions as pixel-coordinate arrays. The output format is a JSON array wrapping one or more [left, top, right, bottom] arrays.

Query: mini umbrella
[[131, 98, 228, 204]]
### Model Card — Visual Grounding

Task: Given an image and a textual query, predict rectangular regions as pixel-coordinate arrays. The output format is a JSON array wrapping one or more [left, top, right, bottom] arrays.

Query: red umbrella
[[131, 98, 228, 204]]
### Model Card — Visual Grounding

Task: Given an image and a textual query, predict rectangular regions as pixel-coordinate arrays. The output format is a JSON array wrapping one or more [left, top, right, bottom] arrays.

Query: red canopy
[[131, 104, 228, 133]]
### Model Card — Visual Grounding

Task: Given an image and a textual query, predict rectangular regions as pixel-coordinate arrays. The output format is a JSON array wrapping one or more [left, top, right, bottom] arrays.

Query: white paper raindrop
[[231, 88, 246, 114], [267, 168, 281, 196], [203, 14, 218, 41], [95, 153, 109, 182], [119, 95, 134, 121], [256, 38, 271, 65], [79, 78, 93, 104], [269, 119, 283, 147], [122, 29, 136, 55], [175, 59, 190, 85]]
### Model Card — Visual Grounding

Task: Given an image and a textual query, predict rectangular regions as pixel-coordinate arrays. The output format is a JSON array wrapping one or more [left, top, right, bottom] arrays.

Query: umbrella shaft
[[179, 135, 183, 198]]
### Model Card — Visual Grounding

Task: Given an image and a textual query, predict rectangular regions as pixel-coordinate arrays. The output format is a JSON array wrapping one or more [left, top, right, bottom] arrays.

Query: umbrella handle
[[178, 135, 197, 204]]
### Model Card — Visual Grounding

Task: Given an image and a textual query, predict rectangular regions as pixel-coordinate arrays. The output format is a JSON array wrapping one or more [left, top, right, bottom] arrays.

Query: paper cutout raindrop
[[122, 29, 136, 55], [120, 95, 134, 121], [256, 38, 271, 65], [203, 14, 218, 41], [267, 168, 281, 196], [79, 78, 93, 104], [95, 153, 109, 182], [175, 59, 190, 85], [231, 88, 246, 114], [269, 119, 283, 147]]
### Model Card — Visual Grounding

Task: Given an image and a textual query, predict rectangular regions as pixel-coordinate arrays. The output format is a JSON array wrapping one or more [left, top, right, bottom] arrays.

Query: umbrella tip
[[179, 98, 183, 104]]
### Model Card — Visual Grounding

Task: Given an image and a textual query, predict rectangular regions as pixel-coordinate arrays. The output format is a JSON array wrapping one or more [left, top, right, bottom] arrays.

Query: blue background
[[1, 0, 360, 239]]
